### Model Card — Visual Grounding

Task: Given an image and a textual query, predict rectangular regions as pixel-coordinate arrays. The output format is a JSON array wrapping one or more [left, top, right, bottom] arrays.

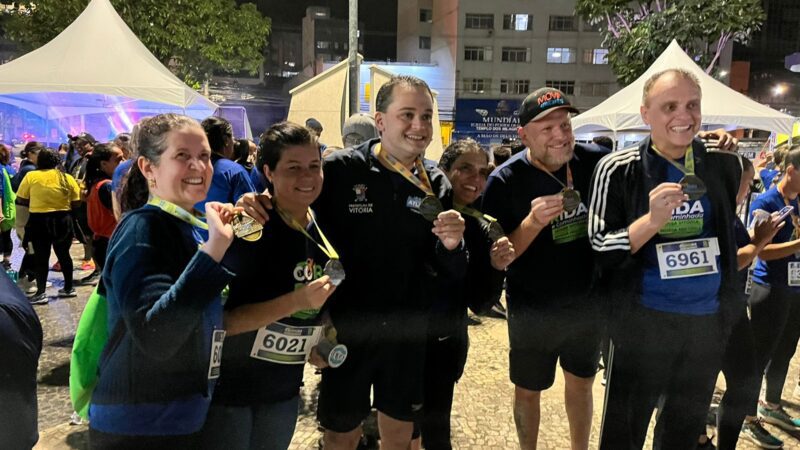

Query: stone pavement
[[16, 234, 800, 449]]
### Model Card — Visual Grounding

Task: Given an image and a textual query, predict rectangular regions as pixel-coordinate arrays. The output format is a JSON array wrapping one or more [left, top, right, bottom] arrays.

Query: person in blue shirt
[[745, 144, 800, 435], [89, 114, 237, 448], [195, 117, 255, 240]]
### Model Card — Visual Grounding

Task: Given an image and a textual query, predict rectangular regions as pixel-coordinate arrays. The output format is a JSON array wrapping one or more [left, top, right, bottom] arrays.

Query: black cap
[[518, 88, 579, 126], [68, 132, 97, 144]]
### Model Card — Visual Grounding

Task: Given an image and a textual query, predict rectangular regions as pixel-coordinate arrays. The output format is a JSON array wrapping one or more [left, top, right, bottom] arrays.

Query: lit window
[[547, 47, 575, 64]]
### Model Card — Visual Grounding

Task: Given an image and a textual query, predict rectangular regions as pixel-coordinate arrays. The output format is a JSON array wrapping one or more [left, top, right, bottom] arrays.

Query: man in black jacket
[[589, 68, 742, 449]]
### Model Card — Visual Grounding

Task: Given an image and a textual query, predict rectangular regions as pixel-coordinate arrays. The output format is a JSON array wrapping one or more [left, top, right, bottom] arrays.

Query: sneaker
[[741, 419, 784, 449], [77, 271, 100, 286], [50, 262, 61, 272], [489, 302, 508, 319], [758, 404, 800, 431], [467, 314, 482, 326], [29, 292, 49, 305], [58, 288, 77, 298], [80, 260, 95, 271], [23, 280, 52, 295]]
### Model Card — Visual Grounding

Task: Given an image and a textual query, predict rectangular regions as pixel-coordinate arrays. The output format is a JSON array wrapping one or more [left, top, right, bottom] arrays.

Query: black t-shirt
[[214, 208, 327, 405], [482, 145, 605, 309], [734, 218, 751, 294]]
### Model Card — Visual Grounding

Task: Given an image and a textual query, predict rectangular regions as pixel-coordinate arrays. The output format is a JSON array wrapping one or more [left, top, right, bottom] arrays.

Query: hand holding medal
[[651, 144, 707, 201], [529, 194, 566, 227], [530, 159, 582, 214], [432, 210, 466, 251], [490, 237, 515, 270]]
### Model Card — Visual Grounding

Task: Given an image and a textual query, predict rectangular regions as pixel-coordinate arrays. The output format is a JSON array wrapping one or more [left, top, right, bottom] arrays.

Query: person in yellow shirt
[[15, 148, 81, 304]]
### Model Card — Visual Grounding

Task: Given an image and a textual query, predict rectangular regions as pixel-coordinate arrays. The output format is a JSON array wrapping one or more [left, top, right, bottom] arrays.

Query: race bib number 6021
[[250, 322, 323, 365], [656, 237, 720, 280]]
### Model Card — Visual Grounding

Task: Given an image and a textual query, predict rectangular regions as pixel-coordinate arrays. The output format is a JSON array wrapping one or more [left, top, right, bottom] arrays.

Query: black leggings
[[716, 309, 760, 450], [92, 237, 109, 272], [749, 282, 800, 404], [25, 211, 74, 293], [0, 229, 11, 256]]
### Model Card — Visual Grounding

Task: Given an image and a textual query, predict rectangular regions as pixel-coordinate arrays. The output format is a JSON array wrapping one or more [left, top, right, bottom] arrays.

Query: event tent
[[0, 0, 217, 140], [571, 40, 797, 137]]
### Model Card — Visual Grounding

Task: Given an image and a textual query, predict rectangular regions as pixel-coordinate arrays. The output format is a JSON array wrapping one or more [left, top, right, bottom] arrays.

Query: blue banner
[[452, 99, 522, 146]]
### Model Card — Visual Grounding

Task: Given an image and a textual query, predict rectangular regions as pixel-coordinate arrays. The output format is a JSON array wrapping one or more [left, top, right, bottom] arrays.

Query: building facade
[[397, 0, 619, 144]]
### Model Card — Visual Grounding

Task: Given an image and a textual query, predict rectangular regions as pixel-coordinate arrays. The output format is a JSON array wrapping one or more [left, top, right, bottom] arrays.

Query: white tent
[[571, 40, 797, 137], [0, 0, 217, 134]]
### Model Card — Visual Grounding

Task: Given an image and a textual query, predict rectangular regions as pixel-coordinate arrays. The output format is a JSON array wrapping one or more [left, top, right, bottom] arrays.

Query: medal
[[651, 144, 706, 201], [679, 175, 707, 201], [561, 188, 581, 213], [419, 195, 444, 222], [324, 259, 346, 286], [487, 220, 505, 242], [232, 213, 263, 241]]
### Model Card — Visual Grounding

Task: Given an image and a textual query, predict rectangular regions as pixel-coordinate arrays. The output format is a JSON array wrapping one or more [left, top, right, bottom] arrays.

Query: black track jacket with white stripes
[[587, 136, 742, 338]]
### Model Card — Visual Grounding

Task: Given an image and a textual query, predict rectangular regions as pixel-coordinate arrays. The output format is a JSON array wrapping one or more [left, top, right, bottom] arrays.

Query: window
[[583, 20, 602, 32], [465, 13, 494, 29], [419, 36, 431, 50], [420, 8, 433, 23], [549, 15, 577, 31], [503, 14, 532, 31], [464, 46, 493, 61], [581, 82, 611, 97], [500, 79, 530, 94], [583, 48, 608, 65], [546, 47, 576, 64], [502, 47, 530, 63], [464, 78, 490, 94], [316, 41, 330, 49], [546, 80, 575, 95]]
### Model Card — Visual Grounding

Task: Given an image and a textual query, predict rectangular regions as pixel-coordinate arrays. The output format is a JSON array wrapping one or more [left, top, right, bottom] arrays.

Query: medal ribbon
[[274, 203, 340, 261], [651, 144, 695, 176], [529, 158, 574, 190], [375, 143, 435, 197], [454, 203, 499, 225], [147, 197, 208, 230]]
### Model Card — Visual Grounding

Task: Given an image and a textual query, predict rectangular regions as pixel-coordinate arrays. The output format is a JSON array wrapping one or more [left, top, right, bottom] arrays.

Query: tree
[[0, 0, 271, 89], [576, 0, 765, 85]]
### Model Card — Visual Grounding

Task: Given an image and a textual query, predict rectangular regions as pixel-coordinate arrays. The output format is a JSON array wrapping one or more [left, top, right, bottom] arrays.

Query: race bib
[[250, 322, 323, 365], [208, 329, 225, 379], [788, 262, 800, 287], [656, 237, 719, 280]]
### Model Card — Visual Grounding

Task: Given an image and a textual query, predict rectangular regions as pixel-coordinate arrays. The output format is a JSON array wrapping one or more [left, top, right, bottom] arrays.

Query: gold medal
[[232, 213, 263, 241]]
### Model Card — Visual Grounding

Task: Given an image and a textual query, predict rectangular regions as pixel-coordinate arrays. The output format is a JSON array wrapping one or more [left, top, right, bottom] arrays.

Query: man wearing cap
[[341, 113, 379, 148], [588, 68, 742, 449], [482, 87, 609, 450]]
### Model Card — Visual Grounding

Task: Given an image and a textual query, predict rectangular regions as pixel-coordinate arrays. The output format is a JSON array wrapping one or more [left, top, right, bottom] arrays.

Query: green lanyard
[[147, 196, 207, 244], [274, 203, 340, 261], [651, 144, 695, 176], [147, 197, 208, 230]]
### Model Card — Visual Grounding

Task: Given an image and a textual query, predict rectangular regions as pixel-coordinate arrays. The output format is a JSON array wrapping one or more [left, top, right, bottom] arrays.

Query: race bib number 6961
[[656, 237, 720, 280]]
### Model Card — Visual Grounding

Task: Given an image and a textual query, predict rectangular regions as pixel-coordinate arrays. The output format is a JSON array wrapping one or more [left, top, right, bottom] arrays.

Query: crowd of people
[[2, 70, 800, 450]]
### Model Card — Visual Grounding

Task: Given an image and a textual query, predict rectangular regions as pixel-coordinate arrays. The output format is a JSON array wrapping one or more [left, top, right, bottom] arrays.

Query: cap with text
[[518, 88, 579, 125]]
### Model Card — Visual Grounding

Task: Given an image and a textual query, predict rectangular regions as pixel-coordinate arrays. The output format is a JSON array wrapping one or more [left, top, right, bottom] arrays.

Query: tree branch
[[605, 12, 620, 38], [705, 32, 731, 73], [615, 12, 632, 32]]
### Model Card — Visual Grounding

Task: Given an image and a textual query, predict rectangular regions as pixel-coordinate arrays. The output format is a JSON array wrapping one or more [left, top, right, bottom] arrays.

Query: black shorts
[[508, 303, 601, 391], [317, 333, 426, 433]]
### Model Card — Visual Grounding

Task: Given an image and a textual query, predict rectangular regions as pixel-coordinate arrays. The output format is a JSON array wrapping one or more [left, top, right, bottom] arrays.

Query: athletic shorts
[[317, 333, 426, 433], [507, 303, 601, 391]]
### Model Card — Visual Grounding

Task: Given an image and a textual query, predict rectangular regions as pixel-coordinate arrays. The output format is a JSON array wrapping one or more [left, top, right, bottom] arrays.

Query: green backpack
[[69, 285, 109, 420], [0, 167, 15, 232]]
